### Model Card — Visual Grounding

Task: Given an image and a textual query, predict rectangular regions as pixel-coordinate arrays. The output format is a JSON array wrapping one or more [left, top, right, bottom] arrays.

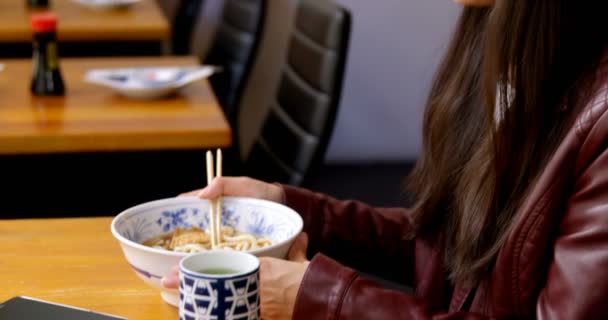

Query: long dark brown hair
[[408, 1, 608, 287]]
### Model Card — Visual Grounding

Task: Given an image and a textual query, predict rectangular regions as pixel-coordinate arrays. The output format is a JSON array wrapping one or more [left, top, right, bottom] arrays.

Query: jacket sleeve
[[281, 185, 415, 285], [535, 139, 608, 319], [293, 254, 492, 320], [291, 131, 608, 320]]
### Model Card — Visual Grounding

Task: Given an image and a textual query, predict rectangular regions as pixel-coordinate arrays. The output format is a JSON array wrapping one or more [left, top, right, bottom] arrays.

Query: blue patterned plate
[[84, 66, 221, 100], [72, 0, 140, 10]]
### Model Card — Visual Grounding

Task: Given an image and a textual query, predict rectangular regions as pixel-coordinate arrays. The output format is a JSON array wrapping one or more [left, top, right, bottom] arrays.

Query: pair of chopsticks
[[206, 149, 223, 248]]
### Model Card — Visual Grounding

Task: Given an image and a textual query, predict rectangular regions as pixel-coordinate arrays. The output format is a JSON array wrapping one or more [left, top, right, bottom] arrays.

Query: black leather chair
[[204, 0, 267, 126], [244, 0, 351, 186]]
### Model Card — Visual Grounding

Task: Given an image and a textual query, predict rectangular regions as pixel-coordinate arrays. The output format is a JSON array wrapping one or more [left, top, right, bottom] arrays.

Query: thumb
[[196, 176, 225, 199], [287, 232, 309, 262]]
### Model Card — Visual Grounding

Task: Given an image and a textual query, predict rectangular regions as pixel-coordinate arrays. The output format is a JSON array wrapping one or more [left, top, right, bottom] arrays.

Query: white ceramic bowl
[[110, 196, 303, 306]]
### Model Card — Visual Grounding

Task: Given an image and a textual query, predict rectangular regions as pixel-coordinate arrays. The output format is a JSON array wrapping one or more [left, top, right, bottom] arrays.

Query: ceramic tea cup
[[179, 251, 260, 320]]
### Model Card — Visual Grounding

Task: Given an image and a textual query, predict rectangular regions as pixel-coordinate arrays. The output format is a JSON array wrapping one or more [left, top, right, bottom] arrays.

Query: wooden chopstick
[[215, 148, 223, 246], [205, 149, 223, 248], [206, 150, 217, 248]]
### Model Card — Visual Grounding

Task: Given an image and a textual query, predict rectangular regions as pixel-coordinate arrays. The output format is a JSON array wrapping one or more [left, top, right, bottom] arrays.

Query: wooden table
[[0, 0, 169, 42], [0, 217, 178, 319], [0, 56, 231, 154]]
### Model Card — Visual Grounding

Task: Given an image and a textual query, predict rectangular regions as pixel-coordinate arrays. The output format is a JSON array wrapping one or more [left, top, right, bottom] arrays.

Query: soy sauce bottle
[[30, 13, 65, 96], [27, 0, 49, 9]]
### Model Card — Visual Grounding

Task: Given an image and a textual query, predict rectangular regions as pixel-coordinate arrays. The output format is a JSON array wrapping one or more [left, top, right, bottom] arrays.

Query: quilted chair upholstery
[[245, 0, 351, 186], [205, 0, 267, 125]]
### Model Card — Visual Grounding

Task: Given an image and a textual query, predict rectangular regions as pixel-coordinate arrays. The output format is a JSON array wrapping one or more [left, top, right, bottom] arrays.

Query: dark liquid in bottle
[[27, 0, 49, 8], [31, 15, 65, 96]]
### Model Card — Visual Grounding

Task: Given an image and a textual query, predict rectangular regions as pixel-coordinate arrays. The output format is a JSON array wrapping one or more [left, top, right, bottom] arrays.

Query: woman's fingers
[[196, 176, 229, 198], [194, 177, 285, 203], [177, 177, 243, 198], [178, 189, 202, 197], [287, 233, 309, 262], [197, 177, 258, 198], [160, 265, 180, 289]]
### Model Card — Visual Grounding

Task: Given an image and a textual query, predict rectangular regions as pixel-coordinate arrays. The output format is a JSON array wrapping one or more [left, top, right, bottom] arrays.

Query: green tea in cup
[[196, 268, 239, 275]]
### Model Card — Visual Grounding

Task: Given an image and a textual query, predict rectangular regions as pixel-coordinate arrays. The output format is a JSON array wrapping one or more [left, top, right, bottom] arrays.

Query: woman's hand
[[160, 233, 310, 319], [259, 232, 309, 319], [179, 176, 285, 204], [160, 265, 180, 289]]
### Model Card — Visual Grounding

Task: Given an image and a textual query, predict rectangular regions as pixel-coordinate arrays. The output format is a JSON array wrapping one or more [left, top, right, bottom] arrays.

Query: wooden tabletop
[[0, 217, 178, 319], [0, 0, 169, 42], [0, 56, 231, 154]]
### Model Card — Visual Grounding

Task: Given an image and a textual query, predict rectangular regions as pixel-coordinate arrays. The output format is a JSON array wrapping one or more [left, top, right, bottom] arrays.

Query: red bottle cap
[[31, 12, 57, 34]]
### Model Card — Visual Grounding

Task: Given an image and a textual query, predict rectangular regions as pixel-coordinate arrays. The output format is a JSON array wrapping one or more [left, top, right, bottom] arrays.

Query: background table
[[0, 0, 169, 57], [0, 56, 231, 218], [0, 57, 231, 154], [0, 217, 178, 320]]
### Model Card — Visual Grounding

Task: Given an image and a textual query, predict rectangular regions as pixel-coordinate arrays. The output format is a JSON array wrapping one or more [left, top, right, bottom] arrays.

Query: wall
[[327, 0, 461, 162]]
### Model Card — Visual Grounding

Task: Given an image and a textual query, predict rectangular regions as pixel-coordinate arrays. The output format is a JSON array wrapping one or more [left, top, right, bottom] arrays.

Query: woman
[[163, 0, 608, 318]]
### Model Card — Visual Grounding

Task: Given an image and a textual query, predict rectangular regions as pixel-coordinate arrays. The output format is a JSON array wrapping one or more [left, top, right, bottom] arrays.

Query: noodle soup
[[112, 196, 303, 307], [142, 226, 272, 253]]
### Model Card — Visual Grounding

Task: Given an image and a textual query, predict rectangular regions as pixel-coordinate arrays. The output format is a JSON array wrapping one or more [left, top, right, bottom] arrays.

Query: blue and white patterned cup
[[179, 251, 260, 320]]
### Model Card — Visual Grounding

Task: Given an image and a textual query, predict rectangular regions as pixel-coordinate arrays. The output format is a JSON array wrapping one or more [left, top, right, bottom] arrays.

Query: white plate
[[84, 66, 220, 100], [72, 0, 141, 10]]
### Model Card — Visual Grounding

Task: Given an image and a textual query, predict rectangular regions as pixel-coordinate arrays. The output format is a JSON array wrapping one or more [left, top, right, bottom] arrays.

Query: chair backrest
[[171, 0, 205, 55], [204, 0, 267, 125], [244, 0, 351, 186]]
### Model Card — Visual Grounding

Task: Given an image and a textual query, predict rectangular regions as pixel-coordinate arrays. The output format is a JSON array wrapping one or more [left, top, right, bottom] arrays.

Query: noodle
[[142, 226, 272, 253]]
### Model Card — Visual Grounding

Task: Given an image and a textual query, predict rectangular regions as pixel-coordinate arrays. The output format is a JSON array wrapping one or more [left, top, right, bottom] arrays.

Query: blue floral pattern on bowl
[[113, 197, 299, 246]]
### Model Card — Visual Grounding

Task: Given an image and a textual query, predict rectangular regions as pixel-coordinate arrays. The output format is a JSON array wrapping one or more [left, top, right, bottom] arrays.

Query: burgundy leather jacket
[[282, 59, 608, 319]]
